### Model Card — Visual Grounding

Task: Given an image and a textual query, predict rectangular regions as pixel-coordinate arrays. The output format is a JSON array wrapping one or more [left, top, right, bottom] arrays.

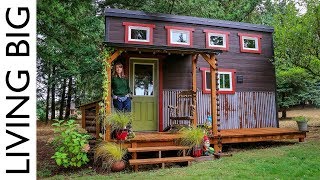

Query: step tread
[[128, 146, 191, 152], [129, 156, 194, 165]]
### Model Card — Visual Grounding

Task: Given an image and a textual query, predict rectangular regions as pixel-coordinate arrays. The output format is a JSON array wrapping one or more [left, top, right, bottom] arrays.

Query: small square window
[[123, 22, 155, 45], [201, 68, 235, 94], [238, 33, 262, 53], [204, 30, 229, 51], [165, 26, 194, 47], [129, 26, 149, 42], [170, 30, 190, 45]]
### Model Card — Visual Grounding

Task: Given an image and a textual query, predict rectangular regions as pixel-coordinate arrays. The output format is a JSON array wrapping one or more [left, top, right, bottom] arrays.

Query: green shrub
[[293, 116, 309, 122], [51, 120, 91, 168]]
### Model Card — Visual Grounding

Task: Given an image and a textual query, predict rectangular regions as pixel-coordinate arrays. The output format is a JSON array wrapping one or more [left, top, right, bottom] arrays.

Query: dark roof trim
[[104, 8, 274, 33], [104, 42, 223, 54]]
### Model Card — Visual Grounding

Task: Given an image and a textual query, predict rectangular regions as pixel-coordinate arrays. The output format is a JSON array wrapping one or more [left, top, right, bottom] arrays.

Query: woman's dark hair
[[112, 62, 126, 78]]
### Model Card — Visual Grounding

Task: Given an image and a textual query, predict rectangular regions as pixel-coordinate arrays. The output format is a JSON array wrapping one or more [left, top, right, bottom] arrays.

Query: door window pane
[[134, 64, 153, 96]]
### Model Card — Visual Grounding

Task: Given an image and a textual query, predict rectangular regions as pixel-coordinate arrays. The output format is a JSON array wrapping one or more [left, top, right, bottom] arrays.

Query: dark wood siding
[[106, 16, 275, 92]]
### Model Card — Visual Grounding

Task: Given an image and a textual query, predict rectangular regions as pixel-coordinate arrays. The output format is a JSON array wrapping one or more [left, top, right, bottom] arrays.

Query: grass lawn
[[39, 107, 320, 179], [47, 140, 320, 180]]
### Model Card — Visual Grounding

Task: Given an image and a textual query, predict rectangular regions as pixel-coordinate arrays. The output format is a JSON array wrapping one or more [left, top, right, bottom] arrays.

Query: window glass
[[134, 64, 153, 96], [171, 30, 189, 44], [244, 38, 256, 49], [210, 35, 224, 46], [205, 71, 232, 90], [131, 29, 147, 40]]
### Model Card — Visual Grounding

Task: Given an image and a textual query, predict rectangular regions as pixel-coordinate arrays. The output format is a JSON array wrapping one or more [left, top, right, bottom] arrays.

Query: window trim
[[203, 30, 230, 51], [200, 67, 236, 94], [165, 26, 194, 47], [238, 33, 262, 54], [123, 22, 155, 45]]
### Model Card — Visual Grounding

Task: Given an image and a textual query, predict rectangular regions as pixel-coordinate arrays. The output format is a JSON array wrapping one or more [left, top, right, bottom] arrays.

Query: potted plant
[[106, 111, 133, 140], [294, 116, 308, 131], [94, 142, 127, 172], [178, 127, 206, 157]]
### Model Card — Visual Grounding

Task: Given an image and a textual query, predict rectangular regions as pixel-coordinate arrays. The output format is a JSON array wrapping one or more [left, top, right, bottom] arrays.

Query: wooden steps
[[128, 145, 193, 172], [128, 146, 190, 152], [129, 156, 194, 165]]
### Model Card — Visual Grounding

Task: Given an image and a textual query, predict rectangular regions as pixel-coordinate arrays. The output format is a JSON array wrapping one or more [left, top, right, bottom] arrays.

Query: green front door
[[130, 58, 158, 131]]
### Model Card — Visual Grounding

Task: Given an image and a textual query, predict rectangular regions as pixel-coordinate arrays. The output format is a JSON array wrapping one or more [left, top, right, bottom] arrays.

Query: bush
[[51, 120, 91, 168]]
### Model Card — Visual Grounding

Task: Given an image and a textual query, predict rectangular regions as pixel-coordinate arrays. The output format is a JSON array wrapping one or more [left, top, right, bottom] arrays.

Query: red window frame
[[203, 30, 230, 51], [123, 22, 155, 45], [238, 33, 262, 54], [165, 26, 194, 47], [200, 67, 236, 94]]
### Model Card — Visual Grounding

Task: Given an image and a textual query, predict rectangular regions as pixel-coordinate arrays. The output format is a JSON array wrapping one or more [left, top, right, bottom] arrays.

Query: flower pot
[[111, 160, 125, 172], [192, 146, 202, 157], [116, 129, 128, 140], [296, 121, 308, 131]]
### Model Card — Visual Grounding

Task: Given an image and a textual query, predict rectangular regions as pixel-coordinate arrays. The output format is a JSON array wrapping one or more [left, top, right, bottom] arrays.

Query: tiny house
[[81, 8, 306, 162]]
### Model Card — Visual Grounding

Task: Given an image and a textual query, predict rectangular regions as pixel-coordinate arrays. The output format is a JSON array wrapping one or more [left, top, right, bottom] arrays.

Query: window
[[203, 30, 229, 51], [200, 68, 236, 94], [238, 33, 262, 53], [165, 26, 194, 47], [123, 22, 155, 45]]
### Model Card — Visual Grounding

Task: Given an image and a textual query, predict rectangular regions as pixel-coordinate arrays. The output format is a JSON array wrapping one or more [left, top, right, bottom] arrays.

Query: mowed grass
[[48, 140, 320, 180], [42, 107, 320, 179]]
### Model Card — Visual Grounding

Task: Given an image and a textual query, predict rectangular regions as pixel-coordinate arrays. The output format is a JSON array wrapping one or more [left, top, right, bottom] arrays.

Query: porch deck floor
[[127, 128, 306, 146]]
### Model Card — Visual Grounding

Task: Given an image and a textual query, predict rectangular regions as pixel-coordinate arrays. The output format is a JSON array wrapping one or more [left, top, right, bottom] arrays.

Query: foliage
[[178, 127, 205, 147], [105, 111, 134, 130], [94, 142, 127, 171], [37, 101, 46, 121], [51, 120, 91, 168], [273, 0, 320, 77], [293, 116, 309, 122]]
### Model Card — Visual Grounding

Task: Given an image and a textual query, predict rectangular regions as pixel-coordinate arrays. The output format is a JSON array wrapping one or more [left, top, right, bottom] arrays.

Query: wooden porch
[[120, 128, 306, 148]]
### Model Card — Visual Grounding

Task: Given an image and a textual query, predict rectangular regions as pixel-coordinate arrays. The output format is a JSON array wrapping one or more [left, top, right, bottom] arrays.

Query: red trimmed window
[[123, 22, 155, 45], [165, 26, 194, 47], [200, 68, 236, 94], [203, 30, 229, 51], [238, 33, 262, 54]]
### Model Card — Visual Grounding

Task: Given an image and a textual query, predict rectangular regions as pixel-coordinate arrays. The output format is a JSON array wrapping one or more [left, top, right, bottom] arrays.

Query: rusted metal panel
[[163, 90, 277, 130]]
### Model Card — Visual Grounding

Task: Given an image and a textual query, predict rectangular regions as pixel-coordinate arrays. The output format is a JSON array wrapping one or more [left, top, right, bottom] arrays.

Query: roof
[[104, 8, 274, 33]]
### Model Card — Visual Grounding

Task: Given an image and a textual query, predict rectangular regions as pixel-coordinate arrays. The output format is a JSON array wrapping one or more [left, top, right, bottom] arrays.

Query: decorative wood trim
[[165, 26, 194, 47], [81, 107, 85, 129], [203, 30, 230, 51], [238, 33, 262, 54], [209, 54, 218, 139], [123, 22, 155, 45], [192, 54, 198, 127], [105, 49, 122, 141], [159, 59, 164, 132], [200, 67, 236, 94]]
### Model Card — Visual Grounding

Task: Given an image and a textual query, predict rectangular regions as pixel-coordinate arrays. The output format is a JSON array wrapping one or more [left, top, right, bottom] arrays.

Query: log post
[[200, 53, 221, 152], [192, 54, 198, 127], [104, 49, 122, 141]]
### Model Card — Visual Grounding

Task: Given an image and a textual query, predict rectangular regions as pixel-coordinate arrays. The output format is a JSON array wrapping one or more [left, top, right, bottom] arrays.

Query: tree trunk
[[51, 66, 56, 120], [58, 78, 67, 120], [45, 72, 50, 123], [281, 109, 287, 119], [65, 77, 73, 119]]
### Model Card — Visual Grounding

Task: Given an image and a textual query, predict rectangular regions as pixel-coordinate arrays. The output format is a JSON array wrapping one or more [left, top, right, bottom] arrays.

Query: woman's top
[[111, 76, 131, 96]]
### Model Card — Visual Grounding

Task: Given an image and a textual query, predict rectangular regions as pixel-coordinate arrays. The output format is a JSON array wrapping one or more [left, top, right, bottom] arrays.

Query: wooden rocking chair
[[167, 90, 196, 129]]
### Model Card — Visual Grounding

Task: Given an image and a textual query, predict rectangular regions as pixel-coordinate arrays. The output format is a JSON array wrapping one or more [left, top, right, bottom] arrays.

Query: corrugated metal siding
[[163, 90, 277, 130]]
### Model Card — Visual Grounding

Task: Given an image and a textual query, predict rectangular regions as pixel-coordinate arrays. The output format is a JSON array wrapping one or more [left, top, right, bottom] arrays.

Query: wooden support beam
[[192, 54, 198, 127], [105, 49, 122, 141], [81, 106, 85, 129], [95, 103, 100, 139], [201, 53, 221, 153]]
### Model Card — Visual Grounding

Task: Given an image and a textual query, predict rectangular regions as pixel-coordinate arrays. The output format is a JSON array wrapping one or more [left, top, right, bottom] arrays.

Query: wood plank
[[129, 156, 194, 165], [128, 146, 191, 152], [81, 107, 85, 129], [192, 54, 198, 127]]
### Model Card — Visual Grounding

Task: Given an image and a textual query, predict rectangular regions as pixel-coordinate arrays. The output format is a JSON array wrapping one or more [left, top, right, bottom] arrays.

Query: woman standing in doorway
[[111, 62, 131, 112]]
